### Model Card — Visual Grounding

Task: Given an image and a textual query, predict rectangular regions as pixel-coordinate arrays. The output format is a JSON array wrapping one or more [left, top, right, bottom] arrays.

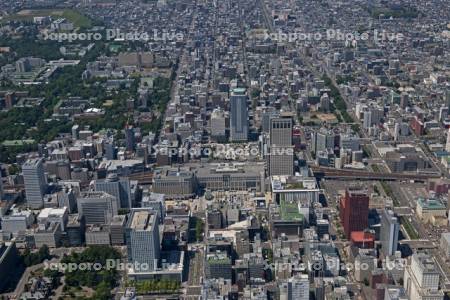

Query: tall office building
[[23, 158, 47, 209], [125, 125, 135, 151], [0, 242, 22, 293], [404, 253, 444, 300], [290, 274, 310, 300], [0, 172, 3, 200], [270, 116, 292, 146], [210, 107, 226, 141], [126, 209, 160, 272], [104, 139, 117, 160], [95, 173, 132, 208], [141, 192, 165, 224], [311, 129, 335, 154], [77, 191, 118, 224], [380, 209, 400, 257], [339, 188, 369, 238], [229, 88, 248, 142], [268, 115, 294, 176], [280, 274, 310, 300], [445, 128, 450, 153]]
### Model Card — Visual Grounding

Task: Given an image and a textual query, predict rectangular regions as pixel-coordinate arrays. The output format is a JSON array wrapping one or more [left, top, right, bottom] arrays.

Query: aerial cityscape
[[0, 0, 449, 299]]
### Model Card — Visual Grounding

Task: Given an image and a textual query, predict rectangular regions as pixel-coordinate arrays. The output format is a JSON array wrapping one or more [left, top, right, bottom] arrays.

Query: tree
[[363, 278, 370, 286], [92, 281, 111, 300], [195, 218, 204, 241]]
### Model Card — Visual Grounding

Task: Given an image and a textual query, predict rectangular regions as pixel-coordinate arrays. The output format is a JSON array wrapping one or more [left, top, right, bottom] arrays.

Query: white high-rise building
[[229, 88, 248, 142], [280, 274, 309, 300], [445, 128, 450, 153], [404, 253, 444, 300], [394, 122, 400, 142], [126, 209, 160, 273], [210, 107, 226, 140], [380, 209, 400, 257], [23, 158, 47, 209]]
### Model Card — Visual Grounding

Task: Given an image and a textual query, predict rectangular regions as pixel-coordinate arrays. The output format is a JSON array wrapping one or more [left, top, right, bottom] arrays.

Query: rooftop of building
[[350, 231, 375, 243], [413, 252, 440, 274], [22, 157, 42, 168], [79, 191, 114, 199], [279, 199, 304, 222], [129, 210, 156, 231], [271, 175, 318, 191], [38, 207, 67, 219], [207, 252, 231, 264], [417, 198, 446, 210]]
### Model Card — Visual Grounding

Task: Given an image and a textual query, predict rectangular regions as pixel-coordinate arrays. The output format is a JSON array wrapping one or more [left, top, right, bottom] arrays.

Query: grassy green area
[[285, 182, 304, 189], [367, 6, 419, 19], [280, 198, 304, 221], [322, 74, 359, 133], [2, 139, 36, 146], [380, 181, 400, 206], [336, 74, 355, 85], [128, 279, 180, 294], [61, 9, 92, 28], [400, 217, 419, 239], [2, 9, 92, 28]]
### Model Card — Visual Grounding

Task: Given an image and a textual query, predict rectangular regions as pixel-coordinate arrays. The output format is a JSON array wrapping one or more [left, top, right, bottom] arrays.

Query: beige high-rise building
[[404, 253, 444, 300]]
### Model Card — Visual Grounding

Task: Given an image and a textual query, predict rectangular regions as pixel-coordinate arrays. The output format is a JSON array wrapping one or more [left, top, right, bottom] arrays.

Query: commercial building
[[229, 88, 248, 142], [350, 231, 375, 249], [0, 242, 22, 293], [439, 232, 450, 259], [268, 115, 294, 176], [271, 175, 320, 204], [416, 198, 447, 226], [23, 158, 47, 209], [384, 287, 408, 300], [34, 222, 62, 248], [126, 209, 160, 273], [0, 174, 3, 200], [85, 225, 111, 245], [210, 107, 226, 141], [311, 129, 336, 154], [1, 210, 34, 234], [152, 169, 196, 199], [380, 209, 400, 257], [110, 215, 127, 245], [340, 188, 369, 238], [95, 173, 132, 208], [65, 214, 85, 246], [77, 191, 118, 225], [196, 163, 265, 193], [403, 253, 444, 300], [141, 192, 165, 224], [206, 252, 232, 280], [37, 207, 68, 231], [270, 198, 305, 237], [271, 175, 320, 225], [279, 274, 310, 300]]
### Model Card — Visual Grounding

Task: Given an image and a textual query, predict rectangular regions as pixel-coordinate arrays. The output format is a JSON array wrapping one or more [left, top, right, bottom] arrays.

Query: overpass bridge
[[310, 166, 441, 181], [399, 239, 437, 249]]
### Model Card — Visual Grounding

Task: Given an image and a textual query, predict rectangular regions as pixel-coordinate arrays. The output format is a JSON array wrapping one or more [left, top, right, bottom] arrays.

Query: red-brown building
[[350, 231, 375, 248], [410, 116, 424, 136], [340, 188, 369, 238]]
